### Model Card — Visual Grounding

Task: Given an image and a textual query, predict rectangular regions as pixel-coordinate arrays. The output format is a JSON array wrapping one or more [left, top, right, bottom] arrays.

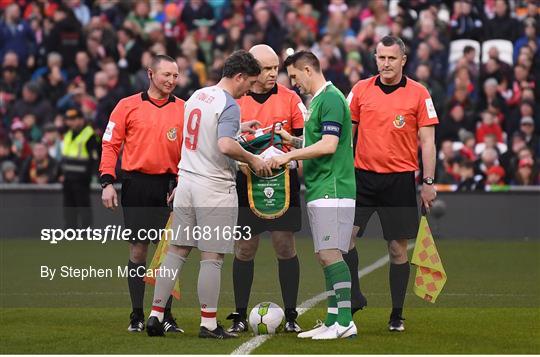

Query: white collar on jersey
[[312, 81, 332, 100]]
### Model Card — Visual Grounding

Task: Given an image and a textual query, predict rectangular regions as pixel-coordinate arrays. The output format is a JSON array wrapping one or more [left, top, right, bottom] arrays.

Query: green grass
[[1, 237, 539, 354]]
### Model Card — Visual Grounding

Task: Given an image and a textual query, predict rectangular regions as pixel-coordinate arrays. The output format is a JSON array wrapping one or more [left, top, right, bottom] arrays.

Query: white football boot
[[312, 321, 357, 340], [297, 320, 328, 339]]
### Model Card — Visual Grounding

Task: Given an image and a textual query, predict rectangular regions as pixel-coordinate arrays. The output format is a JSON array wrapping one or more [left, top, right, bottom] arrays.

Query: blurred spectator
[[19, 141, 58, 184], [448, 66, 477, 101], [172, 55, 200, 101], [476, 110, 504, 143], [0, 138, 15, 165], [485, 165, 506, 186], [42, 122, 62, 161], [0, 3, 36, 66], [514, 17, 540, 63], [9, 119, 32, 163], [68, 50, 97, 89], [69, 0, 91, 27], [297, 2, 318, 35], [501, 131, 528, 182], [476, 77, 507, 124], [132, 50, 152, 93], [248, 1, 286, 53], [0, 160, 18, 183], [456, 159, 483, 191], [459, 130, 477, 161], [181, 0, 215, 32], [475, 147, 500, 177], [45, 5, 84, 67], [519, 116, 540, 156], [446, 86, 476, 123], [117, 27, 144, 75], [484, 0, 520, 42], [436, 139, 460, 184], [0, 65, 20, 118], [126, 0, 157, 35], [21, 113, 41, 143], [450, 0, 484, 41], [415, 62, 445, 114], [438, 104, 474, 143], [475, 132, 507, 157], [460, 45, 479, 80], [512, 158, 538, 185], [9, 81, 54, 125], [481, 47, 513, 85]]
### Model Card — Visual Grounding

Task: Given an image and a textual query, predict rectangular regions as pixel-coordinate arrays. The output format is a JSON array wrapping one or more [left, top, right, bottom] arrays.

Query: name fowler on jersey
[[196, 91, 215, 104]]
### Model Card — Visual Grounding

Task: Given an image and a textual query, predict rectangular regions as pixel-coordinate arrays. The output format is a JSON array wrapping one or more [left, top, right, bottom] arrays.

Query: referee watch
[[422, 177, 435, 185], [100, 174, 114, 189]]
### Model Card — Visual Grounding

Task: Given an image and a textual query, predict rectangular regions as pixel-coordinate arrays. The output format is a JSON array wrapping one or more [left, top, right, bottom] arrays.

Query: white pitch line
[[231, 243, 414, 355]]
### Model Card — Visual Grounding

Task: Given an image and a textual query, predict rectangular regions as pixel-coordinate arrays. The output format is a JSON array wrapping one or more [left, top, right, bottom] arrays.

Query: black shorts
[[121, 170, 176, 244], [237, 168, 302, 237], [354, 169, 419, 241]]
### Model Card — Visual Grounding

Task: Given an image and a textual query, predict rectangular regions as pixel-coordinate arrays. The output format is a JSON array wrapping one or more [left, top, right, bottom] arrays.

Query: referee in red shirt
[[99, 55, 184, 333], [347, 36, 438, 332]]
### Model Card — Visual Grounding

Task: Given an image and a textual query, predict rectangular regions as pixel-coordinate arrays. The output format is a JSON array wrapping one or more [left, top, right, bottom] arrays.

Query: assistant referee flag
[[411, 216, 447, 303]]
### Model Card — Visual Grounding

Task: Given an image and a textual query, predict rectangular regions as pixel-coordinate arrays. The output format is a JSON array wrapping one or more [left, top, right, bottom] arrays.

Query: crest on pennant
[[264, 187, 274, 198]]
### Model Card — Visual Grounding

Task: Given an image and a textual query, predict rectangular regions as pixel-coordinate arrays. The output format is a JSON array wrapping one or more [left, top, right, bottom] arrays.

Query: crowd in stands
[[0, 0, 539, 188]]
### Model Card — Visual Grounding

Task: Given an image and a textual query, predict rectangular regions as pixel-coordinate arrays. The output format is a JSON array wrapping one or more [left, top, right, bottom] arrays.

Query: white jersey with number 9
[[179, 86, 241, 184]]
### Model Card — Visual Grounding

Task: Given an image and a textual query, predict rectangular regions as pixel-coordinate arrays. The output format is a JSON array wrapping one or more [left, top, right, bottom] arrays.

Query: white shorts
[[171, 172, 238, 254], [307, 198, 355, 254]]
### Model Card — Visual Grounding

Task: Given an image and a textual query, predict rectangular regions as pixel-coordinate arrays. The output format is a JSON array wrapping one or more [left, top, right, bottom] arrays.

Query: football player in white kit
[[146, 50, 272, 339]]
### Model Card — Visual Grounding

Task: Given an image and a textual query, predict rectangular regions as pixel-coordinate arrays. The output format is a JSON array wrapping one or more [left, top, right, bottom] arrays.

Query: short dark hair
[[377, 35, 407, 55], [222, 50, 261, 78], [463, 45, 475, 54], [283, 50, 321, 72], [150, 54, 176, 70]]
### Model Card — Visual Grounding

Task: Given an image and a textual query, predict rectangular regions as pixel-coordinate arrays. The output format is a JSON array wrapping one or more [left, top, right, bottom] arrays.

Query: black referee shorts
[[354, 169, 419, 241], [237, 168, 302, 237], [120, 170, 176, 244]]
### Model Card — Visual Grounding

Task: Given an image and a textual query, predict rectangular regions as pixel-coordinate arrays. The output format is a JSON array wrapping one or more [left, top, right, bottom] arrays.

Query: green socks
[[324, 260, 353, 327]]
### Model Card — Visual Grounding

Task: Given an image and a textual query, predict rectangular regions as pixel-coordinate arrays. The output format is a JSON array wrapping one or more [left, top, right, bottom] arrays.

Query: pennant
[[411, 216, 447, 303]]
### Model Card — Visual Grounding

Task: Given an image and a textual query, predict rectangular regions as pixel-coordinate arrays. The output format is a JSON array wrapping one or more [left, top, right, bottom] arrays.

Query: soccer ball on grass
[[248, 302, 284, 335]]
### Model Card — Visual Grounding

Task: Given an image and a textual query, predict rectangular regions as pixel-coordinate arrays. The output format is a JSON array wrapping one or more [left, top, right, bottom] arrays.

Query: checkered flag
[[411, 212, 447, 303]]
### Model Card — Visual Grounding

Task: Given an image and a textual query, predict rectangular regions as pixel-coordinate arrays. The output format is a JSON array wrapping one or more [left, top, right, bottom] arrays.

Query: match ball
[[248, 302, 284, 335]]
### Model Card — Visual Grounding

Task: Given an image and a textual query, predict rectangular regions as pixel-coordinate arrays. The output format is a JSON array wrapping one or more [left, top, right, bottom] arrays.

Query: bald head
[[249, 44, 279, 93], [249, 44, 279, 63]]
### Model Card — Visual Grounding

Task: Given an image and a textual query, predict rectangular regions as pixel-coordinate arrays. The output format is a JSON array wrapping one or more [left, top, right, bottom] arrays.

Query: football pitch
[[0, 237, 539, 354]]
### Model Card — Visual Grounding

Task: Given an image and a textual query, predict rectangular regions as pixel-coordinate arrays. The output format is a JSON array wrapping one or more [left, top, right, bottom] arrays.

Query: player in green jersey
[[268, 51, 357, 340]]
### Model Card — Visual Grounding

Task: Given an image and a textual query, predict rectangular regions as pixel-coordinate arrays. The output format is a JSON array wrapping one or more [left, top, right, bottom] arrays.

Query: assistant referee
[[99, 55, 184, 333], [347, 36, 438, 332]]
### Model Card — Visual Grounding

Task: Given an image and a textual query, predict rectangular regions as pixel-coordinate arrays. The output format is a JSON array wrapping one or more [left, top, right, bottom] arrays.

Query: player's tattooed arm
[[277, 128, 303, 149], [290, 136, 303, 149]]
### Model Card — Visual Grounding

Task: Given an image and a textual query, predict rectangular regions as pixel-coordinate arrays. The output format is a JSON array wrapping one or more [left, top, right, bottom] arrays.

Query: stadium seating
[[448, 39, 481, 69], [481, 39, 514, 65]]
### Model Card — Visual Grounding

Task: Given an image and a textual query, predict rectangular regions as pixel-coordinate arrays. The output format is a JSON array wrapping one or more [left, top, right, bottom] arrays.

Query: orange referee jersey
[[99, 92, 184, 178], [237, 83, 305, 134], [348, 76, 439, 173]]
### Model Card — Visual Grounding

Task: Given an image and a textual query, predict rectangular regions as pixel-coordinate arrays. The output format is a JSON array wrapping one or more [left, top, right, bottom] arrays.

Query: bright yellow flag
[[411, 216, 447, 303], [143, 214, 181, 300]]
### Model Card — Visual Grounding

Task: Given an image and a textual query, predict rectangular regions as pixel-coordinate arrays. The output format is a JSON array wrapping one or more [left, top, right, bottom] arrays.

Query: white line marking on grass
[[231, 243, 414, 355]]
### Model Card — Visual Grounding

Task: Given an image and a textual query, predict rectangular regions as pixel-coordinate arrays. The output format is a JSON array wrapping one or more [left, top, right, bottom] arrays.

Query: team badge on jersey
[[166, 127, 177, 141], [393, 115, 406, 129]]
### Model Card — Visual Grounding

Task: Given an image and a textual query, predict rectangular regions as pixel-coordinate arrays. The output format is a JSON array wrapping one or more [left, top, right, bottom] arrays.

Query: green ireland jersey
[[303, 82, 355, 202]]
